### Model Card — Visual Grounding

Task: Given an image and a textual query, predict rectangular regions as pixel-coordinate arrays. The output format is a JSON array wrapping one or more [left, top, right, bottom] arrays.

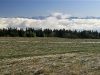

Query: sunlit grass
[[0, 37, 100, 75], [0, 37, 100, 59]]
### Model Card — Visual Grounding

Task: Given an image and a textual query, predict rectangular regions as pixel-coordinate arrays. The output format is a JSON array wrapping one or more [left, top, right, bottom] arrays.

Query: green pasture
[[0, 37, 100, 59], [0, 37, 100, 75]]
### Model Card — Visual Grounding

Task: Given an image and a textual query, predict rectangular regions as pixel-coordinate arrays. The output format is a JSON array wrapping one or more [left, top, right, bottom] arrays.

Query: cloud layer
[[0, 12, 100, 31]]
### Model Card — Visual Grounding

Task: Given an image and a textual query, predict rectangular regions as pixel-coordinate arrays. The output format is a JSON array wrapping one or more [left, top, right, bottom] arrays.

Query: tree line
[[0, 27, 100, 39]]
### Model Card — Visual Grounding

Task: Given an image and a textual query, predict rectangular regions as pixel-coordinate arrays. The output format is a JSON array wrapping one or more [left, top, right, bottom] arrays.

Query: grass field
[[0, 37, 100, 75]]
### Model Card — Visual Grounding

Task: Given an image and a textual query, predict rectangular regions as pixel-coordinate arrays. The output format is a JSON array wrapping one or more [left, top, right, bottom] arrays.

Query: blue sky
[[1, 0, 100, 31], [0, 0, 100, 17]]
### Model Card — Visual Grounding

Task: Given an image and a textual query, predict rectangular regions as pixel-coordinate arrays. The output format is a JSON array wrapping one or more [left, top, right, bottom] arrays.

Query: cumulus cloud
[[0, 12, 100, 31], [52, 12, 71, 19]]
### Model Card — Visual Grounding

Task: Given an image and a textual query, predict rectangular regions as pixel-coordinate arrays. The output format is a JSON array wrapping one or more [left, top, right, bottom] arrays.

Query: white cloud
[[0, 12, 100, 31], [52, 12, 71, 19]]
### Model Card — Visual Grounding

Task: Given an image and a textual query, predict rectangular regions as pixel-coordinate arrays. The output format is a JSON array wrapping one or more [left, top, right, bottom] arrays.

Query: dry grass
[[0, 53, 100, 75], [0, 37, 100, 75]]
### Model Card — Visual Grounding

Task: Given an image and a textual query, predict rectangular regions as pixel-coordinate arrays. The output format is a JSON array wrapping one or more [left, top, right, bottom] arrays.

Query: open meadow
[[0, 37, 100, 75]]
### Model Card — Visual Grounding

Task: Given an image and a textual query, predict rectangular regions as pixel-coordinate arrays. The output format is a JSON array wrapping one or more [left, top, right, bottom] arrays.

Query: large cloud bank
[[0, 12, 100, 31]]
